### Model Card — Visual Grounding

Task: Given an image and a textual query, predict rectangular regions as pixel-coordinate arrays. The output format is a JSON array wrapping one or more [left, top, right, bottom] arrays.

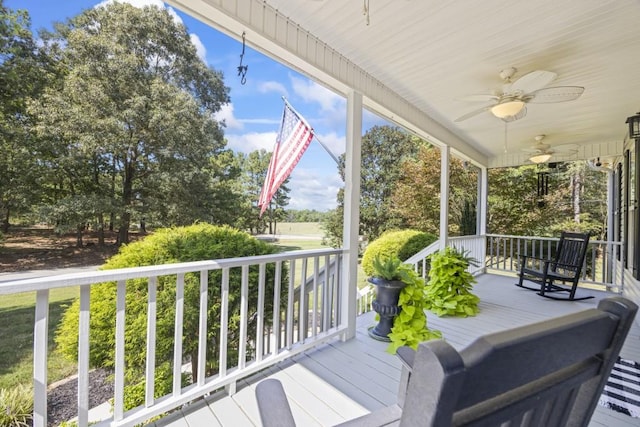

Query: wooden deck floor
[[154, 273, 640, 427]]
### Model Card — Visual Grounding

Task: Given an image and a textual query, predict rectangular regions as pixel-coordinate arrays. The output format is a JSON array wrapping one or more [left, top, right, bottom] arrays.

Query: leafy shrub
[[387, 265, 442, 354], [361, 229, 437, 276], [55, 224, 287, 410], [425, 247, 480, 317], [0, 385, 33, 427]]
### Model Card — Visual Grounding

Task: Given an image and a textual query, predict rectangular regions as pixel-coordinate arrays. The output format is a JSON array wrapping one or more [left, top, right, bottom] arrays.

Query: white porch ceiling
[[171, 0, 640, 168]]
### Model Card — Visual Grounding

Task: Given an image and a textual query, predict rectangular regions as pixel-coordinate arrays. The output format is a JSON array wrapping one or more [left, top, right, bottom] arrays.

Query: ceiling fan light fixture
[[491, 100, 525, 118], [529, 153, 552, 164]]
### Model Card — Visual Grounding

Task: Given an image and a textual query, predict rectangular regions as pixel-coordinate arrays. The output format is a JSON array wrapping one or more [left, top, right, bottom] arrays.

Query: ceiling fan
[[522, 135, 578, 164], [455, 67, 585, 123]]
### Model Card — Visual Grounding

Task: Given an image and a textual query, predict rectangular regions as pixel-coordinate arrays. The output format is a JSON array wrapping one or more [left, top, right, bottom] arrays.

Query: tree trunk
[[190, 350, 198, 383], [118, 213, 130, 245], [117, 158, 135, 245], [98, 213, 105, 246], [76, 225, 84, 247], [573, 172, 583, 223], [1, 207, 9, 233]]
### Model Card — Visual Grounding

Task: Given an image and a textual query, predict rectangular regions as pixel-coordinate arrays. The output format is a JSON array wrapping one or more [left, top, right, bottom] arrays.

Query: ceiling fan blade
[[454, 105, 492, 122], [457, 94, 499, 102], [551, 143, 579, 154], [510, 70, 557, 94], [527, 86, 585, 103], [521, 147, 546, 154], [500, 105, 527, 123]]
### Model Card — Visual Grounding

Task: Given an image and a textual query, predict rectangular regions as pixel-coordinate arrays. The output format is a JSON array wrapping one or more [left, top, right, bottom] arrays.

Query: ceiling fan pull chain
[[363, 0, 370, 25]]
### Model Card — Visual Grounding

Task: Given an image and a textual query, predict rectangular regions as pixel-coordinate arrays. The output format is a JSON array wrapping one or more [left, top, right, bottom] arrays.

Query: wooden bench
[[256, 297, 637, 427]]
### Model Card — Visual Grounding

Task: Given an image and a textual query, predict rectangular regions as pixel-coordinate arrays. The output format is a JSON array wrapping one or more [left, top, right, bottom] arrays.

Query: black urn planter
[[368, 276, 407, 341]]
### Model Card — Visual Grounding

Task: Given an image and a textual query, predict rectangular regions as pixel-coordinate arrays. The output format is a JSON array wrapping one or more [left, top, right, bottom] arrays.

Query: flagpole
[[282, 97, 339, 165]]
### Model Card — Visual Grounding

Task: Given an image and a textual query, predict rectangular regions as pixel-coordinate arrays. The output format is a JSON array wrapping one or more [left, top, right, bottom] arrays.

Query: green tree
[[325, 125, 420, 245], [0, 2, 49, 232], [238, 149, 291, 235], [390, 145, 478, 236], [264, 179, 290, 235], [487, 162, 607, 237], [28, 2, 230, 243], [286, 209, 328, 222], [322, 204, 344, 248]]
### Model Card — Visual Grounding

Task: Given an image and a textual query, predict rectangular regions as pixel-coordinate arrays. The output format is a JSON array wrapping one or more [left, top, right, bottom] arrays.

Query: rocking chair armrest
[[520, 256, 583, 270], [256, 379, 297, 427], [397, 346, 415, 371], [519, 255, 548, 263], [546, 260, 583, 270]]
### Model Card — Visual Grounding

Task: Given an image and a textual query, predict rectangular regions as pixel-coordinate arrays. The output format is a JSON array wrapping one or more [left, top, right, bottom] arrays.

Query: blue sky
[[11, 0, 388, 212]]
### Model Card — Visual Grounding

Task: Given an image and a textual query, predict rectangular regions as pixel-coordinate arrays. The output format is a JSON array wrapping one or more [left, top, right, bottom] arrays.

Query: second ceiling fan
[[455, 67, 585, 123], [521, 135, 579, 164]]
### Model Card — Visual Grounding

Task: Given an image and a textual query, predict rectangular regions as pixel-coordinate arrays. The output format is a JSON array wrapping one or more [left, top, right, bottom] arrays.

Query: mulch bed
[[47, 368, 114, 426]]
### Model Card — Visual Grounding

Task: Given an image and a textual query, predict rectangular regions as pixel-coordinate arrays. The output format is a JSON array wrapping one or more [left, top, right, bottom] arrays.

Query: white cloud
[[242, 118, 281, 125], [290, 76, 344, 113], [190, 34, 207, 62], [215, 104, 281, 131], [215, 104, 243, 130], [313, 131, 345, 158], [288, 168, 341, 211], [258, 81, 288, 97], [225, 131, 278, 153]]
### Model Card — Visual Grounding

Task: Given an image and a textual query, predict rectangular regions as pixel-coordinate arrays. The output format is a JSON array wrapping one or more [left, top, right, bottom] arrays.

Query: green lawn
[[0, 287, 79, 389], [272, 222, 323, 236]]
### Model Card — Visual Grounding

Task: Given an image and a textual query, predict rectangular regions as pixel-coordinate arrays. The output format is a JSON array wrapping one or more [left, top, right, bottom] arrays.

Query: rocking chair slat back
[[516, 231, 591, 300], [553, 232, 590, 274]]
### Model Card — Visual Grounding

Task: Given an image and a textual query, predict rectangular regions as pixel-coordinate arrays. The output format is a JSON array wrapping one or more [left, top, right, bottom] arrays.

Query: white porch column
[[607, 170, 615, 283], [341, 90, 362, 341], [478, 166, 488, 235], [439, 145, 450, 249]]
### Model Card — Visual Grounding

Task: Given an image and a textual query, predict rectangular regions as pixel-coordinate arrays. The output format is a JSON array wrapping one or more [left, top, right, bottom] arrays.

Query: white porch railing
[[0, 248, 345, 427], [362, 233, 623, 302], [355, 235, 487, 315], [485, 234, 624, 292], [404, 235, 487, 278]]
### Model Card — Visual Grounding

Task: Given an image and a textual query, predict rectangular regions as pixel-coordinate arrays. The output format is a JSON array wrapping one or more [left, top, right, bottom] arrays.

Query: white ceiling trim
[[169, 0, 488, 165]]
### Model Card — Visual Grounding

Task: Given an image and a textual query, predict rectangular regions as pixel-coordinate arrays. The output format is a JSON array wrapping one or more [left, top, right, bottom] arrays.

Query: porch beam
[[341, 90, 362, 341]]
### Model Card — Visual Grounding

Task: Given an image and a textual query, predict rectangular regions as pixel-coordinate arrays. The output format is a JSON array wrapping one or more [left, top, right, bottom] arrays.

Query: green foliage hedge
[[55, 224, 286, 410], [361, 229, 437, 276]]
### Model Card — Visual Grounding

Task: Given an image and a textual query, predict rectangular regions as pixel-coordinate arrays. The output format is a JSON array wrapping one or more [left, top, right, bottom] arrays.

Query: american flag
[[258, 100, 314, 216]]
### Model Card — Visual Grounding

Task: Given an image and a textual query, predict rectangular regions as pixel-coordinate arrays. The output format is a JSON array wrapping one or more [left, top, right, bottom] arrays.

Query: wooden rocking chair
[[256, 297, 638, 427], [515, 231, 592, 301]]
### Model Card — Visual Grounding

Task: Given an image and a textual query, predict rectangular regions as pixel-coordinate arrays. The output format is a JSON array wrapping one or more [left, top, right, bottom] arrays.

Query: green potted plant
[[368, 255, 409, 341], [424, 246, 480, 317], [368, 255, 442, 354], [386, 266, 442, 354]]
